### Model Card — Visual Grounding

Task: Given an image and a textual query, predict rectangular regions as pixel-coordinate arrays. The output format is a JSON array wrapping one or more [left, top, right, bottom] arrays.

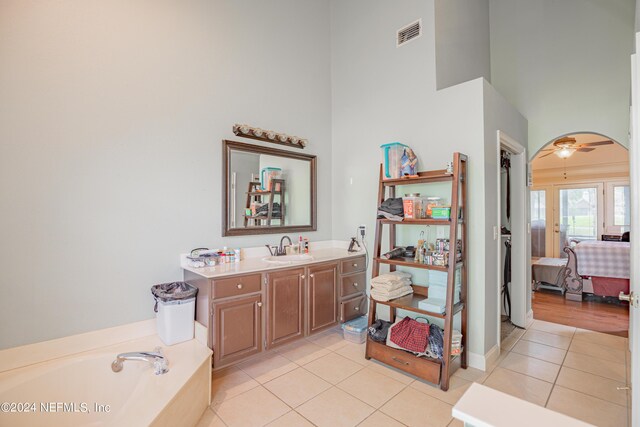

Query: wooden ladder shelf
[[365, 152, 468, 391]]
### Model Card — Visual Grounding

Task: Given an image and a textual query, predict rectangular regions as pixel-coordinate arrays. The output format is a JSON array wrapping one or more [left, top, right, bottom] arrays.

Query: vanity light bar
[[232, 124, 307, 149]]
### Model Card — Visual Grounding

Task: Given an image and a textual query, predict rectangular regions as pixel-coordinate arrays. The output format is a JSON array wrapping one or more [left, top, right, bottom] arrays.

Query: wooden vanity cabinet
[[212, 293, 262, 367], [266, 268, 305, 349], [307, 263, 338, 334], [184, 254, 367, 369], [338, 255, 367, 323]]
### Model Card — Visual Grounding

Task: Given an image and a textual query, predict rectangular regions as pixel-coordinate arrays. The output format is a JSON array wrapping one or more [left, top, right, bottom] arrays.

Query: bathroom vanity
[[183, 248, 366, 369]]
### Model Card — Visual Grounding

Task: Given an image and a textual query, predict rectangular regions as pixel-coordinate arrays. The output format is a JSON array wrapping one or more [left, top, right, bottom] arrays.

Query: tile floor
[[197, 321, 631, 427]]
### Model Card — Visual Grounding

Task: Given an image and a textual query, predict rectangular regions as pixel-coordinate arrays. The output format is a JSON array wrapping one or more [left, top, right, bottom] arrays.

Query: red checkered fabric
[[389, 317, 430, 353]]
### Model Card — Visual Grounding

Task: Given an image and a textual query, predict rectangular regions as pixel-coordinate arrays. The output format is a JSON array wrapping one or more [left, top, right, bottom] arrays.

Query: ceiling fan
[[538, 136, 614, 159]]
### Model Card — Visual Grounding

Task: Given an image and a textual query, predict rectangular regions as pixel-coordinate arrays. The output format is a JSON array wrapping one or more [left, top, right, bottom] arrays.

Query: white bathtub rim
[[0, 334, 212, 427]]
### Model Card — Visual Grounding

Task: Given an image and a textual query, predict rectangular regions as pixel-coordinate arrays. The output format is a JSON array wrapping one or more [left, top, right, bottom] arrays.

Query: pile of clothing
[[370, 271, 413, 302], [367, 316, 445, 360], [377, 198, 404, 221], [255, 202, 281, 218]]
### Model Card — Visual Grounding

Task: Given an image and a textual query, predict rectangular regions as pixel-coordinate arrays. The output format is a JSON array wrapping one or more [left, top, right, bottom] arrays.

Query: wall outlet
[[358, 225, 366, 238]]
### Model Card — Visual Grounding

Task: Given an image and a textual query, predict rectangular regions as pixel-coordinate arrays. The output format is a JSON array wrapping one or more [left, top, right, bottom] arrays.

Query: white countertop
[[181, 241, 367, 279]]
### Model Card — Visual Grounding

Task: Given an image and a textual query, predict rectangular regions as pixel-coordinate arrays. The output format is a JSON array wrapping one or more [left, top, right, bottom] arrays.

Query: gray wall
[[434, 0, 491, 89], [482, 81, 528, 350], [330, 0, 527, 361], [0, 0, 332, 349], [490, 0, 635, 157]]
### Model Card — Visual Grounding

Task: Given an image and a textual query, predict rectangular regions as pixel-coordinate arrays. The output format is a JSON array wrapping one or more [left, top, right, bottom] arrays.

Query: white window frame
[[605, 180, 631, 232]]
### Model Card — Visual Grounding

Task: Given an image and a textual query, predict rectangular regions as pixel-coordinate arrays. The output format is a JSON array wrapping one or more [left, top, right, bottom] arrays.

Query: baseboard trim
[[467, 344, 500, 371]]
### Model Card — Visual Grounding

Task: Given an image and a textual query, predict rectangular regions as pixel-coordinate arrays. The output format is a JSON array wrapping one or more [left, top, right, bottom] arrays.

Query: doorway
[[529, 132, 630, 336], [497, 131, 530, 349]]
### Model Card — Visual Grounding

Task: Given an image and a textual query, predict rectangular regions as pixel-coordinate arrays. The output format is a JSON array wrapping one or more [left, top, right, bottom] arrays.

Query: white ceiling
[[531, 133, 628, 170]]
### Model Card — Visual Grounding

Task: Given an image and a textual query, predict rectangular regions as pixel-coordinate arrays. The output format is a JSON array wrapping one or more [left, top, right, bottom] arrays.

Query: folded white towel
[[371, 286, 413, 302], [371, 278, 411, 288], [371, 281, 411, 293], [375, 272, 412, 281]]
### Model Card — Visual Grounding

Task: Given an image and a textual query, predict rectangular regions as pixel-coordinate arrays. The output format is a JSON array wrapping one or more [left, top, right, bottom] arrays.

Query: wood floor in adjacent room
[[533, 291, 629, 337]]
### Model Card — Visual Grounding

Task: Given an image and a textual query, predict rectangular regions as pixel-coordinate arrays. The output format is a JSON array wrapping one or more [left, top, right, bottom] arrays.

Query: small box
[[431, 206, 451, 219], [341, 315, 368, 344]]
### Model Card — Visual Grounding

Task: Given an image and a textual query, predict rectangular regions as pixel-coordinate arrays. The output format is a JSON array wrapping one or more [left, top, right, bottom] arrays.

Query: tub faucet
[[111, 347, 168, 375]]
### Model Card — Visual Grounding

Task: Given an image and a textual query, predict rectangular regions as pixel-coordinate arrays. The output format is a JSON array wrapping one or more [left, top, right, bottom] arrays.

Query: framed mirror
[[223, 140, 317, 236]]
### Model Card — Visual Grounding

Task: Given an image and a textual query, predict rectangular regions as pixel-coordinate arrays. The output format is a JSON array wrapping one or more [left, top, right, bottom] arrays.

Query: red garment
[[390, 317, 430, 353]]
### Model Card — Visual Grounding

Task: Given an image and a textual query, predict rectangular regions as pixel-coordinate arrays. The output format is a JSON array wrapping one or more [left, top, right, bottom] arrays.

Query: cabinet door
[[213, 294, 262, 367], [307, 263, 338, 334], [266, 268, 305, 349]]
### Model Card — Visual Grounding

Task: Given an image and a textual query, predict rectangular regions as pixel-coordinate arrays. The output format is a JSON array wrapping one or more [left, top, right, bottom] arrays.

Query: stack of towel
[[370, 271, 413, 301]]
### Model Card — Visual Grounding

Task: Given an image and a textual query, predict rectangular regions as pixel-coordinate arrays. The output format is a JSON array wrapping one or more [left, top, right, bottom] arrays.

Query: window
[[613, 185, 630, 226], [531, 190, 545, 222], [530, 190, 546, 257]]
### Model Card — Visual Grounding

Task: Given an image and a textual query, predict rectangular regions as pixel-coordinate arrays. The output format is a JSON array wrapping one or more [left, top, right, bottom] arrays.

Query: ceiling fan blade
[[539, 148, 554, 152], [581, 140, 614, 147], [577, 147, 595, 152], [539, 151, 555, 158]]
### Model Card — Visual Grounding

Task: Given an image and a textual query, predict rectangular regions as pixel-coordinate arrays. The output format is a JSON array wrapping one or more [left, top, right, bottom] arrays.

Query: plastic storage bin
[[152, 282, 198, 345], [380, 142, 418, 179], [341, 315, 369, 344], [261, 167, 282, 191], [402, 193, 423, 219]]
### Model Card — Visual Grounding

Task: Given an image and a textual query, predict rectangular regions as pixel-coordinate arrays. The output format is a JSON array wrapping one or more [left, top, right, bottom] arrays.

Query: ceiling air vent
[[397, 19, 422, 47]]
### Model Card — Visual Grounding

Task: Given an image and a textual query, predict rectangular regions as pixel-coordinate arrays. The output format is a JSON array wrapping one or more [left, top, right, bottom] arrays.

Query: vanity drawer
[[340, 272, 366, 298], [212, 274, 262, 299], [341, 256, 366, 275], [340, 294, 366, 323]]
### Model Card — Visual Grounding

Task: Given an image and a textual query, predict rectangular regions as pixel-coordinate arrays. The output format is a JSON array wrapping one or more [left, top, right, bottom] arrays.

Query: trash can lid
[[341, 315, 369, 332], [151, 282, 198, 302]]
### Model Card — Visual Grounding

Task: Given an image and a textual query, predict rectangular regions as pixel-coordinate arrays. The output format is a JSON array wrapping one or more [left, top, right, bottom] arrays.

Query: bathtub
[[0, 334, 211, 426]]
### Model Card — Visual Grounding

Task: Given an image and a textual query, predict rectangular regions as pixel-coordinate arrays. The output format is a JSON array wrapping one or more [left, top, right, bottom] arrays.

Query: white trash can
[[152, 282, 198, 345]]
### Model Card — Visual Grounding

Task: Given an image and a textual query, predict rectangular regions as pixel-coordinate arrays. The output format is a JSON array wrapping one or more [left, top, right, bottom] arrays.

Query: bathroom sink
[[262, 254, 314, 264]]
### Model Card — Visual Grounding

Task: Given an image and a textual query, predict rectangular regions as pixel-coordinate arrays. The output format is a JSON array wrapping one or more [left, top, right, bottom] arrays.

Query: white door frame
[[629, 50, 638, 427], [496, 130, 531, 347]]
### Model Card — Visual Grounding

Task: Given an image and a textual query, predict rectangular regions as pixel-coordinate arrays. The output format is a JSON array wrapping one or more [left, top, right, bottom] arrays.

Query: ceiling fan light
[[555, 147, 576, 159]]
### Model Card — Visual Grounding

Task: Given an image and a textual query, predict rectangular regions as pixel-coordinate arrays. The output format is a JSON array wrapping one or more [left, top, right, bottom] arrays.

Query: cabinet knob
[[309, 274, 315, 278], [352, 263, 358, 267], [301, 274, 306, 279], [236, 283, 243, 289], [353, 283, 358, 287], [354, 306, 359, 311], [256, 302, 262, 308]]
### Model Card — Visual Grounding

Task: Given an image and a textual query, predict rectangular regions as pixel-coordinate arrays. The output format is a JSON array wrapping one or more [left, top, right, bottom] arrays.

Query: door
[[552, 183, 604, 257], [213, 294, 262, 367], [307, 263, 338, 334], [266, 268, 305, 349]]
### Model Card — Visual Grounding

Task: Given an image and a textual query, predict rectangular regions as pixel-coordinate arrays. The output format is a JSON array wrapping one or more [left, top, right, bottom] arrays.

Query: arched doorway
[[529, 132, 630, 336], [531, 133, 629, 258]]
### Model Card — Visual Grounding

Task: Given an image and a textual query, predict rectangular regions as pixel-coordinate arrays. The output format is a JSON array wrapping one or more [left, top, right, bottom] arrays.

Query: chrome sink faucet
[[265, 235, 292, 256], [111, 347, 168, 375]]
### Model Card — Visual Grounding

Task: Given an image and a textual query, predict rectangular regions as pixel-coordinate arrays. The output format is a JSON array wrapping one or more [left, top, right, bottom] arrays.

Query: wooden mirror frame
[[222, 140, 317, 236]]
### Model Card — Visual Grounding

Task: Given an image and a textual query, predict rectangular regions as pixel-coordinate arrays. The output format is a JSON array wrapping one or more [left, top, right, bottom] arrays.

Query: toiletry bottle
[[234, 249, 241, 263], [298, 236, 303, 254], [415, 238, 424, 262], [304, 238, 309, 254]]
